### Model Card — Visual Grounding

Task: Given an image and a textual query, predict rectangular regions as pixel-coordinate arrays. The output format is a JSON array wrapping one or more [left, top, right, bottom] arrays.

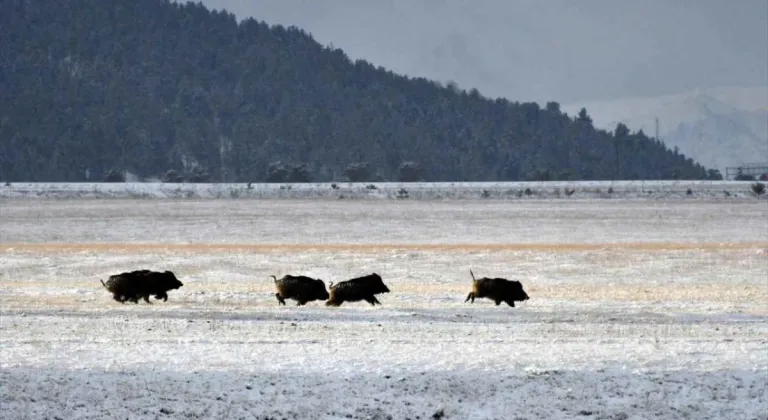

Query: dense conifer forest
[[0, 0, 721, 182]]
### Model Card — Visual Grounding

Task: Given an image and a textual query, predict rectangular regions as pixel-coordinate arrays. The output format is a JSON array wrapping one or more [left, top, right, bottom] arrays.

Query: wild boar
[[272, 274, 330, 306], [326, 273, 390, 307], [464, 269, 529, 307], [101, 269, 184, 304]]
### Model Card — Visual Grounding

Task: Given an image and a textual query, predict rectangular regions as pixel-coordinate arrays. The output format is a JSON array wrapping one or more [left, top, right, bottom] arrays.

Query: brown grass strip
[[1, 242, 766, 254]]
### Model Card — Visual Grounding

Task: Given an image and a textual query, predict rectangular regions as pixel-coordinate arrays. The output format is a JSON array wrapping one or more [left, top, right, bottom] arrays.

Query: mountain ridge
[[1, 0, 714, 182], [563, 86, 768, 173]]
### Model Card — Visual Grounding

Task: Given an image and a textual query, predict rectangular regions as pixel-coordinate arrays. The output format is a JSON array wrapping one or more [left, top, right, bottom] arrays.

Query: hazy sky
[[201, 0, 768, 105]]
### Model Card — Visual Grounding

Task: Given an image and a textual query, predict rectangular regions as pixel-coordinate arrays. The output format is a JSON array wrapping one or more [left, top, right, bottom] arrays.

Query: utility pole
[[655, 117, 659, 141]]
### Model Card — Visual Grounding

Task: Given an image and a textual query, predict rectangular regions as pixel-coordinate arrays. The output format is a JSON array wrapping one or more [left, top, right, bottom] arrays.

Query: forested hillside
[[0, 0, 717, 182]]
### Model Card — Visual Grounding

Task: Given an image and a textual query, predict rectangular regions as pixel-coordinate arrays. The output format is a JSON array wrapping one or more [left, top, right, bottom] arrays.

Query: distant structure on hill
[[726, 163, 768, 181]]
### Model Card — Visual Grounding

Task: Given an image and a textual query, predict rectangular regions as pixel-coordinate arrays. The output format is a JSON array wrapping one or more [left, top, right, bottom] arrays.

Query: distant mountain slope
[[0, 0, 712, 182], [563, 87, 768, 173]]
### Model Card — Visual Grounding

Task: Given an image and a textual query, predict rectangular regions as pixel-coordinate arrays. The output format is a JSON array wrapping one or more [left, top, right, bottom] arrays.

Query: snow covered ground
[[2, 180, 767, 200], [1, 195, 767, 419]]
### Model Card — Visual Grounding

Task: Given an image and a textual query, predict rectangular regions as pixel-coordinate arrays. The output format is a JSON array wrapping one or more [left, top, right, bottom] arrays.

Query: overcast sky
[[201, 0, 768, 105]]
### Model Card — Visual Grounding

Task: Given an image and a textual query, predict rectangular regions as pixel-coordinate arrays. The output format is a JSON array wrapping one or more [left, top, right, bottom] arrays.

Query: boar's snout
[[515, 286, 529, 301]]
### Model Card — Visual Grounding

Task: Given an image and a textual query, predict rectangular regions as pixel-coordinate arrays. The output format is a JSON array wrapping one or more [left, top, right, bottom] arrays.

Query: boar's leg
[[142, 293, 153, 304], [154, 292, 168, 302], [494, 299, 502, 306], [505, 299, 515, 307], [465, 292, 475, 303], [112, 293, 125, 303], [363, 296, 379, 306], [275, 293, 286, 305], [296, 299, 307, 306]]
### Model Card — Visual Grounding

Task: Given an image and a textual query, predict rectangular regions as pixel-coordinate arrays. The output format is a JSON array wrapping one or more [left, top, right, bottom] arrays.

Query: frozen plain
[[1, 189, 767, 420]]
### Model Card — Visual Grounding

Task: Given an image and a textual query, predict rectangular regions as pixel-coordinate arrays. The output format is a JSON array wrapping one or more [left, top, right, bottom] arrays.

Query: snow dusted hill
[[563, 86, 768, 174]]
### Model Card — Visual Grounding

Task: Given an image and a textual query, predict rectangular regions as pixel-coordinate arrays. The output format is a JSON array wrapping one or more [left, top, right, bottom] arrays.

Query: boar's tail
[[100, 279, 107, 288], [328, 281, 334, 288], [270, 275, 278, 283], [469, 269, 477, 282]]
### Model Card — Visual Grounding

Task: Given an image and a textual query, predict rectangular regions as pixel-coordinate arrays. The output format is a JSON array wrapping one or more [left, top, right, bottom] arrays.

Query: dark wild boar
[[100, 270, 146, 303], [100, 270, 184, 304], [271, 274, 330, 306], [326, 273, 390, 307], [464, 269, 529, 307]]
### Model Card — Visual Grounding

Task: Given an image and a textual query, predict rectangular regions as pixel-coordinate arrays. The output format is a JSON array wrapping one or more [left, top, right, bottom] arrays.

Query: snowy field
[[2, 179, 767, 200], [1, 192, 767, 419]]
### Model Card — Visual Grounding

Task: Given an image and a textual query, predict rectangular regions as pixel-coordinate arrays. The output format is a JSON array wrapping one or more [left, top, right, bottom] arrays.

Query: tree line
[[0, 0, 722, 183]]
